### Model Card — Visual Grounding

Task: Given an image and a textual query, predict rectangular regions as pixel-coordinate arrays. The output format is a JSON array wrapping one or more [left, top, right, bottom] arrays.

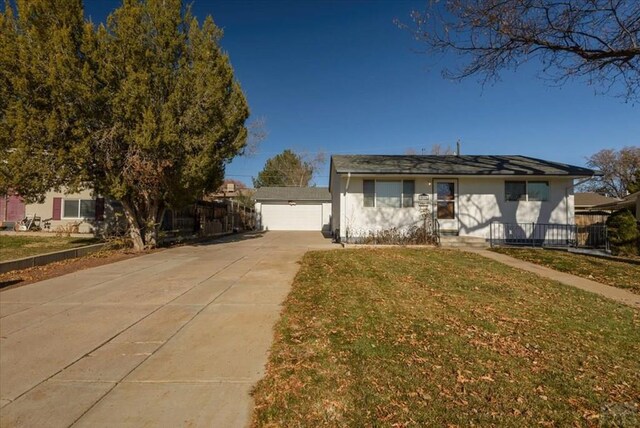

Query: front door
[[433, 179, 458, 234]]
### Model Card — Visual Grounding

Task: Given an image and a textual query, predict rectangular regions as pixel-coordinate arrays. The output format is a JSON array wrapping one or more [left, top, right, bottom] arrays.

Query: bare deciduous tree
[[404, 144, 455, 155], [402, 0, 640, 100], [580, 146, 640, 198]]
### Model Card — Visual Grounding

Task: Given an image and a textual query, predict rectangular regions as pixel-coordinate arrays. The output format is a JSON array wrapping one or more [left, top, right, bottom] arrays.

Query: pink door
[[1, 195, 25, 222]]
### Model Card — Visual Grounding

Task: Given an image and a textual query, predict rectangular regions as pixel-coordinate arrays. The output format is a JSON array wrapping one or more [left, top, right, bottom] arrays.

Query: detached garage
[[255, 187, 331, 231]]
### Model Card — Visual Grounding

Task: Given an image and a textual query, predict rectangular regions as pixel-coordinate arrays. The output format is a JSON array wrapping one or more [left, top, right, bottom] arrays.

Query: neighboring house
[[0, 194, 25, 224], [255, 187, 331, 231], [205, 181, 255, 201], [592, 191, 640, 221], [574, 192, 620, 211], [2, 189, 107, 234], [329, 155, 598, 242]]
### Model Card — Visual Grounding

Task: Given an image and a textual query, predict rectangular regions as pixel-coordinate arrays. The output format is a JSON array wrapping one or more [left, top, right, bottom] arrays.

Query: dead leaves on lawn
[[252, 249, 640, 427]]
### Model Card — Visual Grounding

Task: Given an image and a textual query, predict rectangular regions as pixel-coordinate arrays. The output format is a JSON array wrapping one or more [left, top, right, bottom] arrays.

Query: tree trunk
[[121, 198, 166, 252], [121, 200, 145, 251], [144, 205, 165, 249]]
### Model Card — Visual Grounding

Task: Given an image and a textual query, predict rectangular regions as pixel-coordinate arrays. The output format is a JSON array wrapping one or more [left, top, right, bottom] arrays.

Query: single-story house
[[1, 189, 107, 234], [255, 186, 331, 231], [329, 155, 598, 242]]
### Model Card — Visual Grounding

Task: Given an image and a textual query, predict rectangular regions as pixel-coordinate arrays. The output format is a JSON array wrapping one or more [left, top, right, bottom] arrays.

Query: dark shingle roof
[[331, 155, 597, 177], [255, 186, 331, 202]]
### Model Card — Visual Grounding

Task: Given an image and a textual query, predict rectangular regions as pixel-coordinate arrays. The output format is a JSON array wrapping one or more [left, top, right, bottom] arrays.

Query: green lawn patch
[[492, 247, 640, 295], [252, 248, 640, 427], [0, 235, 101, 261]]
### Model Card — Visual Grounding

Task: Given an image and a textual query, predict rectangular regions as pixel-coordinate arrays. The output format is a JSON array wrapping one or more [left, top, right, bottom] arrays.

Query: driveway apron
[[0, 231, 334, 427]]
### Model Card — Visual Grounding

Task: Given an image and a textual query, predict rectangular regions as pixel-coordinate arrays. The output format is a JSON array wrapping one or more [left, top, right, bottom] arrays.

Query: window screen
[[63, 200, 79, 218], [80, 200, 96, 218], [505, 181, 526, 201], [376, 181, 401, 208], [402, 180, 415, 208], [363, 180, 375, 207], [528, 181, 549, 201]]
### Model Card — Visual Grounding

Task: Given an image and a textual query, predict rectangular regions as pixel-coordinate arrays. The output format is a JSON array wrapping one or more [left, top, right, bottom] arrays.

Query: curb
[[0, 243, 107, 275]]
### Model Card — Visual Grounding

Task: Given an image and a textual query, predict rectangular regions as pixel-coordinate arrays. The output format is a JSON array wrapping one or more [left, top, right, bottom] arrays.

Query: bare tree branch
[[402, 0, 640, 100]]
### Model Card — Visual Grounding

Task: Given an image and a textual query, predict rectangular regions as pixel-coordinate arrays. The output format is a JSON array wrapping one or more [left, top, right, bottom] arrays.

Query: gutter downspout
[[344, 172, 351, 242], [565, 176, 597, 225]]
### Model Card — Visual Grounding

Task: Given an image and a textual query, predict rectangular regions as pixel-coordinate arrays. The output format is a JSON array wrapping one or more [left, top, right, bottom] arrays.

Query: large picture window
[[362, 180, 415, 208], [505, 181, 549, 202], [63, 199, 96, 219]]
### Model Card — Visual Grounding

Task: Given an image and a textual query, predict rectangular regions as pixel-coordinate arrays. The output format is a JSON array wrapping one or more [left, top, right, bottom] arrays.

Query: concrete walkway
[[464, 248, 640, 309], [0, 231, 335, 427]]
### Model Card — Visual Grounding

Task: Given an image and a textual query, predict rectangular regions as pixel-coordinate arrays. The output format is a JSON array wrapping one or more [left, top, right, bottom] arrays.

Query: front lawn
[[0, 235, 101, 261], [252, 249, 640, 427], [491, 247, 640, 295]]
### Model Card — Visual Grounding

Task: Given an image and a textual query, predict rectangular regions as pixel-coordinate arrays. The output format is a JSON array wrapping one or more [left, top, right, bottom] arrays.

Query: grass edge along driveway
[[252, 248, 640, 427], [491, 247, 640, 295]]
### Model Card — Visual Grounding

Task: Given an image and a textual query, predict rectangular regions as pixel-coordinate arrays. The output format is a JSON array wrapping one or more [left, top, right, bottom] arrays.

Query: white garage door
[[261, 203, 323, 231]]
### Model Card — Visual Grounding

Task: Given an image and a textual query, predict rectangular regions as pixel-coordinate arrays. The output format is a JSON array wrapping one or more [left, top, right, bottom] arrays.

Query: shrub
[[606, 209, 640, 256]]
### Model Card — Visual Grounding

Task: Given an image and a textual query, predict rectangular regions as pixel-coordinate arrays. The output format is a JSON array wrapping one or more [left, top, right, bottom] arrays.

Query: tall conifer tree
[[1, 0, 249, 250]]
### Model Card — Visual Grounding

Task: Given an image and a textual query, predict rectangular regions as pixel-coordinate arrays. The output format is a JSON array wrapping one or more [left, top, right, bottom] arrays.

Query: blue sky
[[85, 0, 639, 187]]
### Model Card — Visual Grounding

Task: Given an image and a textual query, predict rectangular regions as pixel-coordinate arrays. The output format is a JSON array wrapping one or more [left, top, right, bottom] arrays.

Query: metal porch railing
[[489, 222, 608, 250]]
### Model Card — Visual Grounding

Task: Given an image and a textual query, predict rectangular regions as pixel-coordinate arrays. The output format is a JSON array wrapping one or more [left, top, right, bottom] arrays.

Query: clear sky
[[85, 0, 639, 187]]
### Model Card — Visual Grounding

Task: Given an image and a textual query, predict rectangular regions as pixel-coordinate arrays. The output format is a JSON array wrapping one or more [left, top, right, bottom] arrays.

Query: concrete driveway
[[0, 231, 334, 427]]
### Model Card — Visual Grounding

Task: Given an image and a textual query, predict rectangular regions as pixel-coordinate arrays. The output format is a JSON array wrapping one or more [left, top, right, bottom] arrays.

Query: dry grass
[[0, 235, 101, 261], [252, 248, 640, 427], [492, 248, 640, 295]]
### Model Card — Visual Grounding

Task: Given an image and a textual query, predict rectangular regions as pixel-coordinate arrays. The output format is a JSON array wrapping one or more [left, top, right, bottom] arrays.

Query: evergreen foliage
[[606, 209, 640, 256], [253, 149, 314, 188], [1, 0, 249, 250]]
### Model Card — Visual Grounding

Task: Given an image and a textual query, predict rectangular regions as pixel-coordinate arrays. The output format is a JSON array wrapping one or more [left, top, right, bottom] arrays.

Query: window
[[363, 180, 375, 207], [377, 181, 402, 208], [63, 199, 96, 219], [505, 181, 527, 201], [505, 181, 549, 202], [528, 181, 549, 201], [402, 181, 415, 208], [362, 180, 415, 208]]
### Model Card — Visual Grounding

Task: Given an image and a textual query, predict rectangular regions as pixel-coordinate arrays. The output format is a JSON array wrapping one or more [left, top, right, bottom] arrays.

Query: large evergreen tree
[[1, 0, 249, 250], [0, 0, 93, 199]]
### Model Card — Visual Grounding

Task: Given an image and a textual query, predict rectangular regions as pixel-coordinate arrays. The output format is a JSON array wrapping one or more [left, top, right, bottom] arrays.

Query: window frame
[[62, 198, 96, 219], [504, 180, 550, 202], [362, 179, 416, 208]]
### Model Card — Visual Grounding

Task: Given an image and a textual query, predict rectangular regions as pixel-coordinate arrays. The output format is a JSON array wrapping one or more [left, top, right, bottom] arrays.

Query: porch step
[[439, 236, 489, 248]]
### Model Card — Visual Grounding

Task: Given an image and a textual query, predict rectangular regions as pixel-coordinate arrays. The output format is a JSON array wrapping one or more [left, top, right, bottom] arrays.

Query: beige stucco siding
[[341, 176, 429, 239], [457, 177, 573, 238], [337, 175, 575, 240], [24, 189, 100, 234]]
